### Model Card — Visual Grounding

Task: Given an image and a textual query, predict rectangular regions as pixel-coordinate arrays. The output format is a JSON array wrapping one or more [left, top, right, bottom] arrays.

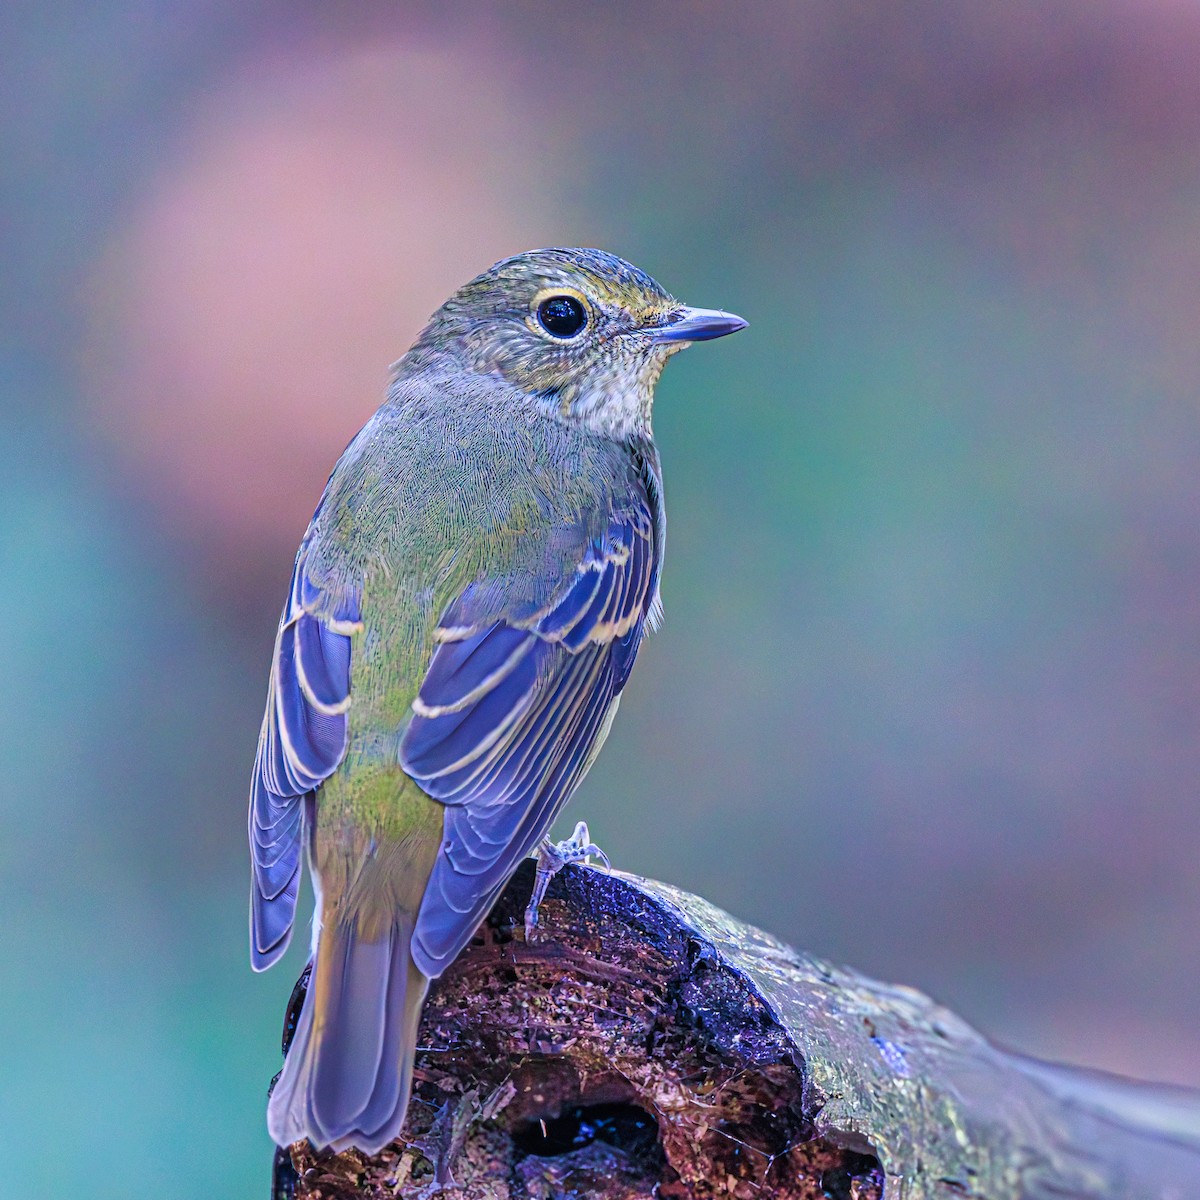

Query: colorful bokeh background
[[5, 3, 1200, 1195]]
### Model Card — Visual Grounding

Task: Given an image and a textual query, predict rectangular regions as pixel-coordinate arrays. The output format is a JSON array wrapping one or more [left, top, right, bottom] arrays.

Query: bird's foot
[[524, 821, 610, 941]]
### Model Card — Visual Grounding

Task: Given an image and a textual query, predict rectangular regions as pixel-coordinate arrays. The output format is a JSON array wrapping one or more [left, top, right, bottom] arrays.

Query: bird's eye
[[536, 294, 588, 339]]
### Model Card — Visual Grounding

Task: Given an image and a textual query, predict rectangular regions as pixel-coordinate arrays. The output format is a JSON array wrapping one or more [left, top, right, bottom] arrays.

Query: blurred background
[[4, 1, 1200, 1193]]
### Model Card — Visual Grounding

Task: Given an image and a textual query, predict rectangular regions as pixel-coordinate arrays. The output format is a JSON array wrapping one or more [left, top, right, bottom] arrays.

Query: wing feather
[[249, 554, 360, 970], [399, 493, 660, 977]]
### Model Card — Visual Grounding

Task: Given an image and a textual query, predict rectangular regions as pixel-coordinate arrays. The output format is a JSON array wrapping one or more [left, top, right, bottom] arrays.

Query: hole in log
[[512, 1101, 660, 1158], [818, 1150, 887, 1199]]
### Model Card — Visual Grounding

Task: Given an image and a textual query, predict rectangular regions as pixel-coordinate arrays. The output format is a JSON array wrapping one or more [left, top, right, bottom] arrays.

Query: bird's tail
[[267, 908, 428, 1154]]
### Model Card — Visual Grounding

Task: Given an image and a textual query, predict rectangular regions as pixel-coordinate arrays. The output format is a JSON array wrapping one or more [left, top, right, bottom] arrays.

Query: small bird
[[249, 247, 746, 1153]]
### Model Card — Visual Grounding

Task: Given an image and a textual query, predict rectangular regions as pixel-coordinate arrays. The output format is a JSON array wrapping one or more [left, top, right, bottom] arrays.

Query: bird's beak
[[648, 306, 748, 344]]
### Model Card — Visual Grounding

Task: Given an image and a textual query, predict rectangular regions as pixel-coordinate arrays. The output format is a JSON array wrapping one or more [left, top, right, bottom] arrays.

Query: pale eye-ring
[[536, 294, 588, 339]]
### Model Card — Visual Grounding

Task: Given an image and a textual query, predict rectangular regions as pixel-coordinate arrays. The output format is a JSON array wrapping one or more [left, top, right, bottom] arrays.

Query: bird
[[248, 247, 746, 1154]]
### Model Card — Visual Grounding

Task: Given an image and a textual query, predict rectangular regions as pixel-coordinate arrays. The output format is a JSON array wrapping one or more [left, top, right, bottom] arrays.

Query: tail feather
[[310, 926, 392, 1133], [354, 927, 428, 1146], [268, 913, 428, 1154]]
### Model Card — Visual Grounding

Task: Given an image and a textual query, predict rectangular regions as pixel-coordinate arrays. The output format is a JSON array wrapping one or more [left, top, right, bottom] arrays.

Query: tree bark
[[271, 861, 1200, 1199]]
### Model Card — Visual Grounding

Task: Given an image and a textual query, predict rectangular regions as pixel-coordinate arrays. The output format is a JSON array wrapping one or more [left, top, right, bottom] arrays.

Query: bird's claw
[[524, 821, 609, 941]]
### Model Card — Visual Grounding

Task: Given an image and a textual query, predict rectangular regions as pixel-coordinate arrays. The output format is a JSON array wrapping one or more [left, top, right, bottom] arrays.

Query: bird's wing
[[249, 552, 362, 970], [399, 491, 660, 976]]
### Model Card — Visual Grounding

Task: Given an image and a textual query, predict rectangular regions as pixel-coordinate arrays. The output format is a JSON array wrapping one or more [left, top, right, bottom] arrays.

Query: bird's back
[[304, 367, 658, 817]]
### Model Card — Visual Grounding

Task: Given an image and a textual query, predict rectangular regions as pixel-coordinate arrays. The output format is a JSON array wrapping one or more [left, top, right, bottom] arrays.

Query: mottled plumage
[[249, 248, 745, 1153]]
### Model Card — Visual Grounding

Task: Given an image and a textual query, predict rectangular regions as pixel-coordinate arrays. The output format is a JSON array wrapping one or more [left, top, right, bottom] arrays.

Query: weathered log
[[271, 860, 1200, 1199]]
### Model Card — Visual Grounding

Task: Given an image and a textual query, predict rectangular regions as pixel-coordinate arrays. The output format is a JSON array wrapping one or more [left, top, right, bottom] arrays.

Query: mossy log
[[271, 860, 1200, 1199]]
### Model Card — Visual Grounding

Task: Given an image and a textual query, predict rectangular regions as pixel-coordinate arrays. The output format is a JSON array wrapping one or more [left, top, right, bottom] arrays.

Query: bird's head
[[403, 248, 746, 439]]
